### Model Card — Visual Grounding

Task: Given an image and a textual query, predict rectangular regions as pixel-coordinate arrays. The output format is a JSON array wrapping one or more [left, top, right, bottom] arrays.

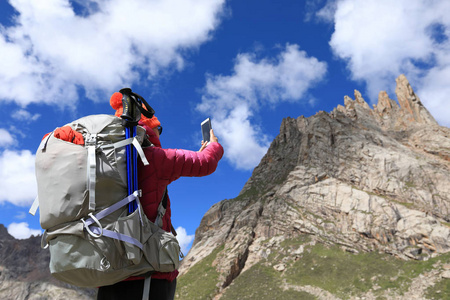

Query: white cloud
[[0, 150, 37, 206], [305, 0, 336, 23], [198, 44, 327, 170], [175, 226, 195, 255], [0, 0, 226, 106], [327, 0, 450, 126], [7, 222, 42, 239], [0, 129, 14, 148], [15, 211, 27, 220], [12, 109, 41, 122]]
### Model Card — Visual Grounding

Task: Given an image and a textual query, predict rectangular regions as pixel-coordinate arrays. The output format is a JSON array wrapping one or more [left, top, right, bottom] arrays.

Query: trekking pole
[[119, 88, 140, 213], [119, 88, 155, 213]]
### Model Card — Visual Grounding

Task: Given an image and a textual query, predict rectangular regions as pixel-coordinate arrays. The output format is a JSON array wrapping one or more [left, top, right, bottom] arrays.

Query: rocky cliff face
[[177, 75, 450, 299], [0, 224, 96, 300]]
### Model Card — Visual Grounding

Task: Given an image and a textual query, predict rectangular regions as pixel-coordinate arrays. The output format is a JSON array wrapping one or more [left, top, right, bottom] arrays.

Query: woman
[[98, 94, 224, 299]]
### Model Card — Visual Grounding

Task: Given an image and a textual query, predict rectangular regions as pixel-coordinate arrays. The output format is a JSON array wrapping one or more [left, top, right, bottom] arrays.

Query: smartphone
[[201, 118, 212, 143]]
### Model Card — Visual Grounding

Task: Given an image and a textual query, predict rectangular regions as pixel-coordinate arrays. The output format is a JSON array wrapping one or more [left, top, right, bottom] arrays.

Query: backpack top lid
[[35, 114, 145, 230]]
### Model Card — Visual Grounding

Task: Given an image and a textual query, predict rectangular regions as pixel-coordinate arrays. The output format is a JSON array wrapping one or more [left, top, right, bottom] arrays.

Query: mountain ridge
[[176, 74, 450, 299]]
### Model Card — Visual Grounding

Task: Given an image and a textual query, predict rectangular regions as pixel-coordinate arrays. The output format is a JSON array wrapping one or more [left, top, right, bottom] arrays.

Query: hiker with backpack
[[95, 92, 224, 299], [33, 90, 223, 300]]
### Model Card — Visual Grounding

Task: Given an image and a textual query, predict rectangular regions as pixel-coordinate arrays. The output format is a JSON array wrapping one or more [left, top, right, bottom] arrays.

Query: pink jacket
[[137, 123, 224, 281]]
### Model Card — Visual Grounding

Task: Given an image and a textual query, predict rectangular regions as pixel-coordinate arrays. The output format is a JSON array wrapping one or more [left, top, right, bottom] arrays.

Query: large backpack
[[31, 114, 180, 288]]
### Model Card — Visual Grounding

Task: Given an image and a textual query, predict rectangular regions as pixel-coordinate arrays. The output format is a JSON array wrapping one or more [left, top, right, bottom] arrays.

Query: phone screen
[[201, 118, 212, 143]]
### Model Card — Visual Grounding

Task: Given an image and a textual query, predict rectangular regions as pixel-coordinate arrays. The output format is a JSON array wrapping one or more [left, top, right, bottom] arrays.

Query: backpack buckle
[[85, 133, 97, 146], [100, 257, 111, 270]]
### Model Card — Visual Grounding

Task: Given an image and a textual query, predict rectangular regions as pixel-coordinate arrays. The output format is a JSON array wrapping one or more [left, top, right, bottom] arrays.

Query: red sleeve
[[147, 142, 224, 182]]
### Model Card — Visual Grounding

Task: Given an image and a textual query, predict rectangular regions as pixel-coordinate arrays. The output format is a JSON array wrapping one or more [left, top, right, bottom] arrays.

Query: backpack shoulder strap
[[155, 188, 178, 236], [155, 188, 168, 228]]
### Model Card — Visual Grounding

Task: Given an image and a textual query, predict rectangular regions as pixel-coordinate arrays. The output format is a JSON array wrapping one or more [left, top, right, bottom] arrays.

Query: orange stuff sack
[[43, 126, 85, 145]]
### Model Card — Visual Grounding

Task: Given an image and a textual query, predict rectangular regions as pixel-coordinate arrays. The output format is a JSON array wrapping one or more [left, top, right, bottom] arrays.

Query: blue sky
[[0, 0, 449, 254]]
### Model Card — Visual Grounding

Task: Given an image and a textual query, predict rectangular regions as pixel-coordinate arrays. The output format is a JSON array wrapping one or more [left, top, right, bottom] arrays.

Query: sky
[[0, 0, 449, 254]]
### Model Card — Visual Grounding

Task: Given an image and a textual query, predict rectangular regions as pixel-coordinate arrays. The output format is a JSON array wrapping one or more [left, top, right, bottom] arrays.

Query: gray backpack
[[31, 114, 180, 288]]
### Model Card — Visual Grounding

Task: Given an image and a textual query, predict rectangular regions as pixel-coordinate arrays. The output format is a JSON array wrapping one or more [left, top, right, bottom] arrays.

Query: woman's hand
[[199, 129, 218, 152], [199, 140, 207, 152], [209, 129, 218, 143]]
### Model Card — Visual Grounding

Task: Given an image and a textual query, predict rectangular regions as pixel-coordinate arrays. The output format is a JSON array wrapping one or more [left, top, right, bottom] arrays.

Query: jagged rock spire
[[339, 74, 438, 130], [395, 74, 438, 125]]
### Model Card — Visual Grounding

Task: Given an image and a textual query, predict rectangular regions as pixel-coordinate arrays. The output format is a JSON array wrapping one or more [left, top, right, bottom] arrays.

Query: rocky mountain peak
[[177, 75, 450, 299]]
